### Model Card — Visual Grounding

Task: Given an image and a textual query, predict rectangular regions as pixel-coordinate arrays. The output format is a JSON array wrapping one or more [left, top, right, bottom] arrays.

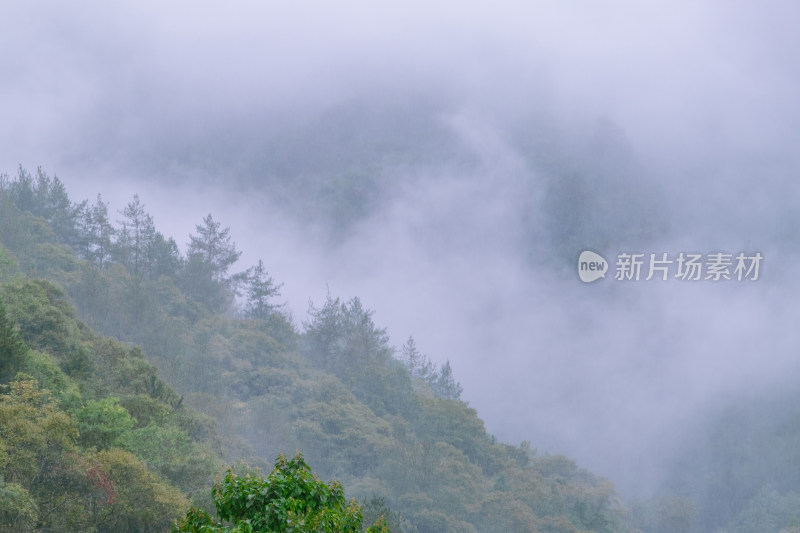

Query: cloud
[[2, 0, 799, 498]]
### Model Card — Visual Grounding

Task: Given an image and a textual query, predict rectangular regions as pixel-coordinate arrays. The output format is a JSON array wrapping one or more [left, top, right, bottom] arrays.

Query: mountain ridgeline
[[0, 167, 626, 532]]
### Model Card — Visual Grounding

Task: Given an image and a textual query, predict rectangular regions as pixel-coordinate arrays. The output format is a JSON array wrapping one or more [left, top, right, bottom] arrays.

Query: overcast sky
[[2, 1, 800, 496]]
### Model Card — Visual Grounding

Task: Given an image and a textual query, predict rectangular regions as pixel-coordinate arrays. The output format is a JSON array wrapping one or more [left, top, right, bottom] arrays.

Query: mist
[[3, 0, 800, 500]]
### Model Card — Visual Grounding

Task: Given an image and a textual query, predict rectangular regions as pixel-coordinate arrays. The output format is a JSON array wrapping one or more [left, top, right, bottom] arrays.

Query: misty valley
[[2, 3, 799, 532]]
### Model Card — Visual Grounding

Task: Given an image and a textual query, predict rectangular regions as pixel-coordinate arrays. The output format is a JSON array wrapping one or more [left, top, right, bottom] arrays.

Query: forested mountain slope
[[0, 167, 627, 532], [0, 278, 217, 531]]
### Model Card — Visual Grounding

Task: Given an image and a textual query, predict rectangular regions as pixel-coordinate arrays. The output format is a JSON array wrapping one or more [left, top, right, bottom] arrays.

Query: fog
[[3, 1, 800, 497]]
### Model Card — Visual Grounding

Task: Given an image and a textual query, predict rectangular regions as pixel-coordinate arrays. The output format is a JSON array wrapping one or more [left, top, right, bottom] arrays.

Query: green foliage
[[302, 294, 414, 417], [303, 294, 391, 373], [244, 259, 283, 320], [174, 453, 372, 533], [75, 397, 136, 450], [401, 338, 462, 400], [115, 194, 156, 278], [0, 299, 28, 383], [124, 422, 218, 492], [431, 360, 462, 401], [0, 274, 221, 531], [0, 378, 96, 531], [0, 245, 16, 281], [94, 447, 190, 533], [1, 166, 81, 247], [400, 337, 436, 386], [180, 213, 243, 313], [292, 378, 394, 477], [0, 278, 80, 362], [78, 193, 116, 268], [362, 497, 409, 533], [0, 480, 38, 532]]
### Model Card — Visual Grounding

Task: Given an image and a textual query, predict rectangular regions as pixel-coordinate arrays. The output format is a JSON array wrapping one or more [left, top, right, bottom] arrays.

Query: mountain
[[0, 168, 626, 532]]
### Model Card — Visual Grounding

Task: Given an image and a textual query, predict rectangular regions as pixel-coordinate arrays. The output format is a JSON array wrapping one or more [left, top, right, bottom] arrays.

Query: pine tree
[[79, 194, 116, 268], [433, 360, 463, 401], [181, 214, 242, 312], [116, 195, 156, 278], [148, 232, 183, 280], [186, 214, 242, 281], [401, 336, 437, 384], [244, 260, 283, 319]]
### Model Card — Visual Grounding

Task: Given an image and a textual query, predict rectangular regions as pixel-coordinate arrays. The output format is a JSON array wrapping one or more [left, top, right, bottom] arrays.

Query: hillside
[[0, 167, 627, 532]]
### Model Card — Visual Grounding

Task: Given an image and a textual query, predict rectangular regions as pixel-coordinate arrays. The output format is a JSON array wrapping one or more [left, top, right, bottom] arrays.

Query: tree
[[0, 378, 95, 532], [302, 293, 412, 415], [75, 397, 136, 451], [244, 260, 283, 320], [116, 195, 156, 279], [93, 448, 189, 533], [148, 232, 183, 280], [173, 452, 388, 533], [7, 165, 35, 213], [0, 480, 38, 532], [2, 166, 82, 247], [303, 294, 391, 373], [302, 292, 346, 371], [401, 337, 437, 385], [77, 194, 115, 268], [181, 214, 243, 312], [187, 214, 241, 281], [432, 361, 462, 401], [33, 168, 78, 245]]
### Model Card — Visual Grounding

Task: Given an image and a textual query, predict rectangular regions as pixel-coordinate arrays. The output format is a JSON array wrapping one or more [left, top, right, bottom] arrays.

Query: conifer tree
[[244, 259, 283, 319], [433, 360, 463, 401]]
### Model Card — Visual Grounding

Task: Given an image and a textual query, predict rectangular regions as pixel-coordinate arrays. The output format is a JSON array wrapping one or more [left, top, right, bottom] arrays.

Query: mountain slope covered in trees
[[0, 167, 629, 532]]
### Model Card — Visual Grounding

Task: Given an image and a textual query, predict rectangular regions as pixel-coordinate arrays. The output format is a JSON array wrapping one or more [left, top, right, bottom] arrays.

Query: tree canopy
[[173, 453, 388, 533]]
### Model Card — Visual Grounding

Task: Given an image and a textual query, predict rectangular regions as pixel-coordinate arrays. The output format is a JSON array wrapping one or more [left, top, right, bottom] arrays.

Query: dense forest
[[0, 167, 628, 532]]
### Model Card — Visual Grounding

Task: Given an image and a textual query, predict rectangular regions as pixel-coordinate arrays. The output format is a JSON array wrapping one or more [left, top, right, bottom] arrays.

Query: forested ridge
[[0, 166, 625, 532], [4, 166, 800, 533]]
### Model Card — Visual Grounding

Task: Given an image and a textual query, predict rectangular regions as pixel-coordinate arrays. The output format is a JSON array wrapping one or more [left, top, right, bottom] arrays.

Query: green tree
[[75, 397, 136, 451], [432, 361, 462, 401], [173, 452, 388, 533], [123, 422, 218, 493], [302, 294, 413, 416], [80, 194, 115, 268], [181, 214, 243, 312], [0, 480, 38, 532], [3, 166, 36, 215], [244, 260, 283, 320], [3, 166, 81, 247], [93, 447, 190, 533], [401, 337, 437, 385], [148, 232, 183, 280], [187, 214, 242, 281], [116, 194, 156, 279], [0, 378, 97, 532], [303, 295, 391, 373]]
